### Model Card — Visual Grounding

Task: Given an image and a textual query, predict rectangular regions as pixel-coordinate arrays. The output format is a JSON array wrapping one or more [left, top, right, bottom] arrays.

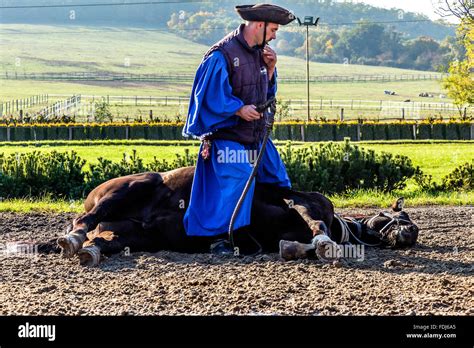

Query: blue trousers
[[183, 138, 291, 236]]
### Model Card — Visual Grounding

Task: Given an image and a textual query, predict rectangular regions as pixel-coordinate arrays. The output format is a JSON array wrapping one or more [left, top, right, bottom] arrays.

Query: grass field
[[0, 140, 472, 182], [2, 79, 456, 121], [0, 24, 439, 77], [0, 79, 448, 102], [1, 24, 459, 121], [0, 141, 474, 212], [0, 24, 471, 210], [0, 24, 450, 106], [1, 188, 472, 213]]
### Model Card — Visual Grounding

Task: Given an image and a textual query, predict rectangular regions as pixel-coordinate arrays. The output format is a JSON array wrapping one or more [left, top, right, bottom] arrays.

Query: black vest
[[203, 24, 269, 145]]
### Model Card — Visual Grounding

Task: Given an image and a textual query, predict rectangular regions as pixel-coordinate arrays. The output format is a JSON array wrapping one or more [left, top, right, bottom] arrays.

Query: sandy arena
[[0, 206, 472, 316]]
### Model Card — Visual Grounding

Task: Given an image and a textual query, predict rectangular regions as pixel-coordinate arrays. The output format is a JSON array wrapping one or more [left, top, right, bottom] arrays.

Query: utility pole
[[297, 16, 319, 121]]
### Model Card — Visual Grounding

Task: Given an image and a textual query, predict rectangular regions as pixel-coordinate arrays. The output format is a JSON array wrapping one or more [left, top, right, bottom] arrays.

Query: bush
[[414, 159, 473, 192], [84, 150, 148, 194], [83, 149, 197, 195], [442, 160, 473, 191], [279, 139, 417, 193], [0, 151, 86, 199], [2, 144, 468, 200]]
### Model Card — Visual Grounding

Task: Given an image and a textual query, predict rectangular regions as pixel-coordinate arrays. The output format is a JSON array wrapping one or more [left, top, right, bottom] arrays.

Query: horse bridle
[[334, 213, 380, 247], [334, 212, 413, 247]]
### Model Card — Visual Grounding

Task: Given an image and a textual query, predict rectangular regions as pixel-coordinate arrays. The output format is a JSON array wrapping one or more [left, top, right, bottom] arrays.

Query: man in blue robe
[[182, 4, 296, 251]]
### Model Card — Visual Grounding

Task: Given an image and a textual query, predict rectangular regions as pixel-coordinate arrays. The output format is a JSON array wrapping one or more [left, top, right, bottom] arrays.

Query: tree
[[442, 17, 474, 118], [438, 35, 466, 71], [342, 22, 387, 59], [94, 98, 113, 122], [434, 0, 474, 22], [398, 36, 445, 70]]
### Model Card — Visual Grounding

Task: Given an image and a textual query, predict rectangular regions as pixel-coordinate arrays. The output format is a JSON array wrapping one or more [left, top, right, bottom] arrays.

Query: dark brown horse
[[44, 166, 417, 266]]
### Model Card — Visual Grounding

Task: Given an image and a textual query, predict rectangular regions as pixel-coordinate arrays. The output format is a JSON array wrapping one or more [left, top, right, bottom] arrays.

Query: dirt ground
[[0, 206, 472, 316]]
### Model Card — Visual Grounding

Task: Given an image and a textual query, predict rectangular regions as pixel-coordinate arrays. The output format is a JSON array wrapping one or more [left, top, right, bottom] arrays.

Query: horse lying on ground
[[35, 166, 418, 266]]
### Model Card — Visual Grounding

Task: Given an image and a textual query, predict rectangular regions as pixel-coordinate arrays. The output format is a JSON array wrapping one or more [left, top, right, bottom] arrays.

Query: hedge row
[[0, 141, 418, 199], [0, 123, 472, 141], [1, 141, 472, 200]]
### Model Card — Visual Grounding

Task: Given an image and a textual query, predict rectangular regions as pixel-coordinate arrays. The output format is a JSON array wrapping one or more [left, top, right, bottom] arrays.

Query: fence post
[[413, 124, 417, 140], [125, 126, 129, 140], [471, 124, 474, 140], [356, 122, 361, 142], [7, 127, 10, 141], [340, 108, 344, 121], [69, 127, 73, 140], [402, 108, 405, 120]]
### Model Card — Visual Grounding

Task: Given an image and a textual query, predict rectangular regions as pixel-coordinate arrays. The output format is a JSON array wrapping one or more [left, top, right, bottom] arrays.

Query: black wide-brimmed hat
[[235, 3, 296, 25]]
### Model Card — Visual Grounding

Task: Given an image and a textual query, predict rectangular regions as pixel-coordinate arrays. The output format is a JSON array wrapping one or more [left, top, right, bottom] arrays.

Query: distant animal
[[384, 90, 396, 95], [419, 92, 434, 98]]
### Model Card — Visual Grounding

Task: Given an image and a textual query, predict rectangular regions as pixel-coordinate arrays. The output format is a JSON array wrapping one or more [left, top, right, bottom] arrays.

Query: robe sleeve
[[267, 67, 278, 99], [182, 50, 244, 138]]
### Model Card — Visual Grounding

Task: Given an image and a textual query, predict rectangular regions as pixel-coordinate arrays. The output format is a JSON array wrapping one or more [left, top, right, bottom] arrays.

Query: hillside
[[0, 24, 443, 77], [0, 0, 455, 40]]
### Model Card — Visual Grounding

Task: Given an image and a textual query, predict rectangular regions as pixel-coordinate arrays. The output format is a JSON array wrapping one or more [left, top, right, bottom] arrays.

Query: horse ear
[[392, 197, 405, 212]]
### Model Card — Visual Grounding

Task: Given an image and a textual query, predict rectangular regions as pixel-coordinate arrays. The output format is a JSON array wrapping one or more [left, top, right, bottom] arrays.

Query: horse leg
[[77, 219, 151, 266], [280, 198, 340, 262], [58, 194, 127, 258]]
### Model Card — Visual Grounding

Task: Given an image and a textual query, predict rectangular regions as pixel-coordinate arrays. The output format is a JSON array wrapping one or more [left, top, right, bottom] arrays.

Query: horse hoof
[[77, 246, 101, 267], [279, 240, 315, 261], [313, 235, 341, 263], [57, 235, 81, 258]]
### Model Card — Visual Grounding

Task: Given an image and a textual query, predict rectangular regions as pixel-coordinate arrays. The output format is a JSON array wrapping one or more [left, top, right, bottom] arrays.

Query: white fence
[[38, 95, 82, 119], [47, 94, 469, 120], [1, 71, 444, 84]]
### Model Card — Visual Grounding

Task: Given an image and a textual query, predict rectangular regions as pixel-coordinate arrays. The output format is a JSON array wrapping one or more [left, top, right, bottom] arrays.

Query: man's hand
[[236, 105, 261, 121], [263, 45, 277, 77]]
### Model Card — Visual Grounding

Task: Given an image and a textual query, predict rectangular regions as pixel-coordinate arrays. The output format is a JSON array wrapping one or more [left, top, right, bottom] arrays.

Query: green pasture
[[0, 140, 472, 183], [1, 189, 471, 213], [0, 24, 457, 121], [0, 79, 447, 103], [0, 24, 438, 77], [1, 78, 456, 121], [0, 24, 450, 109], [0, 141, 474, 213]]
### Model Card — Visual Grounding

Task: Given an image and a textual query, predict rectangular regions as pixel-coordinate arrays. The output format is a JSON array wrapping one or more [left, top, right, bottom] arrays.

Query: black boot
[[210, 239, 233, 255]]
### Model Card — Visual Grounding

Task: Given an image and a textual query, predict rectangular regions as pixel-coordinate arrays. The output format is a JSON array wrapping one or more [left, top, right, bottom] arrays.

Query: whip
[[228, 96, 277, 255]]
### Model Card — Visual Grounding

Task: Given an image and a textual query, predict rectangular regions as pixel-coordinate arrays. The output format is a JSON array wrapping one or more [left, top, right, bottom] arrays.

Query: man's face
[[256, 22, 279, 44]]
